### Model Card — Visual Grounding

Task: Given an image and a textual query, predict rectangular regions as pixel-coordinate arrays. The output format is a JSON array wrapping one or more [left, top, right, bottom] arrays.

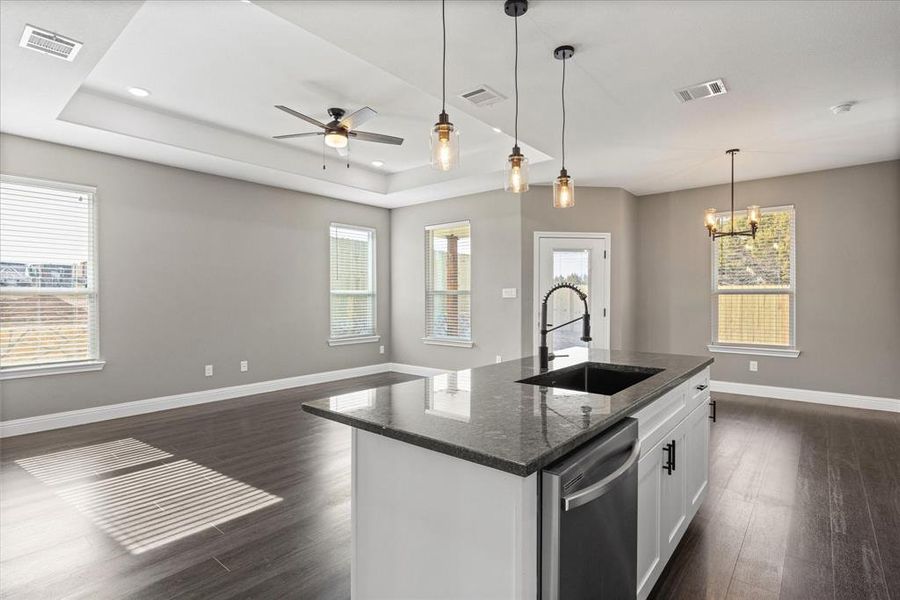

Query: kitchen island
[[303, 348, 713, 599]]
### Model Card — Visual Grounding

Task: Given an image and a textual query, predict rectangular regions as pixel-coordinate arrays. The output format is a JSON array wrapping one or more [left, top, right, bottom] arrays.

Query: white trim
[[0, 173, 97, 194], [425, 219, 470, 231], [328, 335, 381, 347], [710, 380, 899, 413], [388, 362, 449, 377], [532, 231, 612, 353], [707, 344, 800, 358], [0, 362, 391, 438], [0, 359, 106, 380], [422, 337, 475, 348]]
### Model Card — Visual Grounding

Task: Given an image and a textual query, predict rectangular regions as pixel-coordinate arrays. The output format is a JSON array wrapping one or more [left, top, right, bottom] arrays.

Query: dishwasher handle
[[562, 440, 641, 511]]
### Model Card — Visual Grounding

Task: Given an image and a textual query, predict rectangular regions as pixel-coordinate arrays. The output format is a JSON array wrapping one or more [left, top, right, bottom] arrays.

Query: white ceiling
[[1, 0, 898, 208]]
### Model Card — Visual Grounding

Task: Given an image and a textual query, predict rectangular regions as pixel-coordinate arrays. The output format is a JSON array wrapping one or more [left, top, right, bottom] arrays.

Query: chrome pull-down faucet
[[539, 282, 592, 371]]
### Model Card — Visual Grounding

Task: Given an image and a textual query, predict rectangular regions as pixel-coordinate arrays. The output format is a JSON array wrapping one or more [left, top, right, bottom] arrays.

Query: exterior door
[[535, 234, 609, 354]]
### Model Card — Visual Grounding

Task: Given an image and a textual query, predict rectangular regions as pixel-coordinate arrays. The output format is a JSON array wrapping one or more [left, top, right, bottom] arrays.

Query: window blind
[[0, 176, 98, 369], [712, 206, 795, 347], [425, 221, 471, 342], [329, 224, 376, 340]]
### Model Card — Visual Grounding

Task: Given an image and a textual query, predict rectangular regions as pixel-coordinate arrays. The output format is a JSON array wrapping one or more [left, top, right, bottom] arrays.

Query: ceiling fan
[[273, 105, 404, 157]]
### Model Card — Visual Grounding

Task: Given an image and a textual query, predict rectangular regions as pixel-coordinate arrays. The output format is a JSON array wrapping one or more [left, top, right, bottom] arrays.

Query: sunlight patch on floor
[[14, 438, 172, 485], [56, 459, 283, 554]]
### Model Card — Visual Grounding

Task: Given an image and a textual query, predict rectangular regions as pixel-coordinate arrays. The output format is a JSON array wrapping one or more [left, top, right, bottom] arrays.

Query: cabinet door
[[659, 420, 687, 559], [636, 437, 664, 600], [685, 400, 710, 518]]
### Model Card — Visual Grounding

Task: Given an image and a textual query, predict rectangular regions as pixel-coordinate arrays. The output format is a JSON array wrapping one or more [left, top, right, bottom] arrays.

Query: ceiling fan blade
[[336, 146, 349, 157], [273, 132, 324, 139], [350, 130, 404, 145], [339, 106, 377, 131], [274, 105, 327, 129]]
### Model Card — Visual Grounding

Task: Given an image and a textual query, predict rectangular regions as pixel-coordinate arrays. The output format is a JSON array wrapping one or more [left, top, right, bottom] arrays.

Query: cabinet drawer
[[633, 382, 688, 454], [686, 368, 710, 413]]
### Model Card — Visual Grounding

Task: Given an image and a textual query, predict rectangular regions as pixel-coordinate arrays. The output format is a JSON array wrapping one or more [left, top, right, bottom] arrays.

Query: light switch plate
[[502, 287, 517, 299], [749, 360, 758, 372]]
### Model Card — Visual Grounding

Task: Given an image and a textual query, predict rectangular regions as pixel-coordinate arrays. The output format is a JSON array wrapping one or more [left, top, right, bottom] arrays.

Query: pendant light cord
[[441, 0, 446, 114], [561, 55, 567, 170], [514, 13, 519, 147]]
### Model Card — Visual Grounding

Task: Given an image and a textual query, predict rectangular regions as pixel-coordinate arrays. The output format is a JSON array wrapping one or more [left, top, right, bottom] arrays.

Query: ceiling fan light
[[430, 113, 459, 171], [553, 170, 575, 209], [504, 147, 529, 193], [324, 130, 348, 149]]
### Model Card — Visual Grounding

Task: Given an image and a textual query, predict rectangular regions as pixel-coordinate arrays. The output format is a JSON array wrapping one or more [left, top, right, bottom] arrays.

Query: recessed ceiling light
[[371, 160, 385, 167], [492, 127, 502, 133], [127, 87, 151, 98]]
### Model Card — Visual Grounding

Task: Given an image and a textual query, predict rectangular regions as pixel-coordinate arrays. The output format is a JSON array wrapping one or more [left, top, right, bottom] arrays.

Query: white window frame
[[423, 220, 473, 348], [0, 174, 105, 379], [708, 204, 799, 358], [327, 223, 379, 346]]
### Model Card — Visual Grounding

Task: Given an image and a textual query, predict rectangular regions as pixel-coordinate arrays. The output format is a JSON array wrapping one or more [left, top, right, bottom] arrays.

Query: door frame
[[533, 231, 612, 353]]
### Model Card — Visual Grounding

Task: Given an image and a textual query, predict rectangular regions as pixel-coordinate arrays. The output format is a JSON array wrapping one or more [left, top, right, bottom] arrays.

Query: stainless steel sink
[[517, 362, 663, 395]]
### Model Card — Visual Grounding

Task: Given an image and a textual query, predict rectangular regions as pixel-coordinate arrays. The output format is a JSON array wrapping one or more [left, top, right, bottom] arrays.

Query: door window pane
[[551, 249, 589, 353]]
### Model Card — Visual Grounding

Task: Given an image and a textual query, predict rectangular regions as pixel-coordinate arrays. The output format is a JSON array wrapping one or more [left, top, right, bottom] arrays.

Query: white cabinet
[[635, 367, 711, 600], [685, 400, 710, 516], [636, 437, 664, 598]]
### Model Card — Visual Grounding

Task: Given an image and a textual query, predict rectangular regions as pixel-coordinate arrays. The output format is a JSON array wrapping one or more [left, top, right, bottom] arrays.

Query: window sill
[[328, 335, 381, 347], [707, 345, 800, 358], [422, 337, 474, 348], [0, 360, 106, 380]]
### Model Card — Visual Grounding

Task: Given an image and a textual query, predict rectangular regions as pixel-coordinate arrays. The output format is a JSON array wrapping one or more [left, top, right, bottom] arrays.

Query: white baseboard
[[710, 380, 899, 413], [0, 362, 396, 438]]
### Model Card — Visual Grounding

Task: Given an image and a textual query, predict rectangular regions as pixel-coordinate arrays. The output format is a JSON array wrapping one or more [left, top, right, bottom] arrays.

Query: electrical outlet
[[749, 360, 758, 372], [496, 354, 502, 363], [204, 364, 213, 377], [240, 360, 248, 372], [379, 345, 385, 355]]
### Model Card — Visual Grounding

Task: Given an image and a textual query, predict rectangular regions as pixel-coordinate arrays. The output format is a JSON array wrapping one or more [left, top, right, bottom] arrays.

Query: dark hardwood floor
[[1, 375, 898, 599]]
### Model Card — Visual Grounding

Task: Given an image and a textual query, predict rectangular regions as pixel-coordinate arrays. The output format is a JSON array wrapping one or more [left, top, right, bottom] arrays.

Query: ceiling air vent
[[19, 25, 83, 61], [459, 84, 506, 107], [674, 78, 727, 103]]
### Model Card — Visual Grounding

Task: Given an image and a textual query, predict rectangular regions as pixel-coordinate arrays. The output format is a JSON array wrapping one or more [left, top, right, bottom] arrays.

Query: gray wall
[[0, 134, 392, 421], [390, 189, 522, 370], [636, 160, 900, 399], [520, 186, 639, 356]]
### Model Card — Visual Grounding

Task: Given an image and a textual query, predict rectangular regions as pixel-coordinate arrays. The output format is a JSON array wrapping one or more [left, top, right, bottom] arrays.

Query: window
[[1, 175, 102, 376], [329, 224, 377, 345], [710, 205, 798, 357], [425, 221, 472, 346]]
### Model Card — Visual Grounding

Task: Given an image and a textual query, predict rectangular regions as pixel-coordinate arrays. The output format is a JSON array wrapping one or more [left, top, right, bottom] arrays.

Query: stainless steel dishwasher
[[541, 417, 640, 600]]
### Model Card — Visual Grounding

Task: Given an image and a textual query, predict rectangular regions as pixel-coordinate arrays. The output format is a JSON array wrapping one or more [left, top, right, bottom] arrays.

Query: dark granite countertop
[[302, 348, 713, 477]]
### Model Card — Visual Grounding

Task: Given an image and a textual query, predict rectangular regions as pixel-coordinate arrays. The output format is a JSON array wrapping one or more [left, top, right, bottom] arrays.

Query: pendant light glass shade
[[553, 169, 575, 208], [430, 113, 459, 171], [504, 147, 529, 192]]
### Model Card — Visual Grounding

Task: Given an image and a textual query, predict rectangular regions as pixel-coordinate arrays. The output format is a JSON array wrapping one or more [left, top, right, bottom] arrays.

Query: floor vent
[[459, 84, 506, 107], [19, 24, 82, 61], [674, 78, 727, 103]]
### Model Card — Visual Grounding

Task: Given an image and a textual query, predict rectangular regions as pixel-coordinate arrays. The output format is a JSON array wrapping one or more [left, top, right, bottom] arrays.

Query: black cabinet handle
[[671, 440, 676, 472], [662, 443, 673, 475], [696, 384, 708, 391], [709, 399, 717, 422]]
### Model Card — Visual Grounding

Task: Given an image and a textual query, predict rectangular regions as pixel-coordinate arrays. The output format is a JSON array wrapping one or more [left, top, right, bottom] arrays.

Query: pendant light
[[503, 0, 529, 193], [430, 0, 459, 171], [553, 45, 575, 208], [704, 149, 760, 239]]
